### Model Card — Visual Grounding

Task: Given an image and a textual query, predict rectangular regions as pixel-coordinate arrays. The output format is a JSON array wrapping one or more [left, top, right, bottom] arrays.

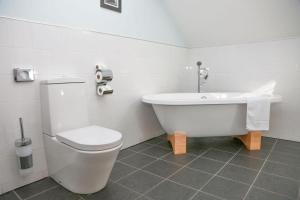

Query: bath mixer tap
[[197, 61, 209, 93]]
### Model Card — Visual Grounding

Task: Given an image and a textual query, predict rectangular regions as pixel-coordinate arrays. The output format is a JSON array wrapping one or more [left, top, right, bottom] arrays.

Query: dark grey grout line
[[199, 154, 231, 163], [114, 182, 144, 197], [267, 158, 300, 169], [79, 196, 86, 200], [210, 147, 241, 154], [5, 136, 297, 200], [224, 163, 259, 172], [153, 162, 255, 187], [132, 150, 171, 160], [251, 186, 294, 200], [231, 152, 267, 161], [119, 138, 289, 200], [267, 160, 300, 171], [261, 171, 300, 183], [270, 149, 300, 159], [117, 149, 136, 160], [24, 185, 59, 200], [115, 160, 140, 170], [113, 157, 160, 183], [198, 191, 226, 200], [203, 146, 272, 161], [199, 156, 229, 164], [132, 148, 213, 200], [241, 139, 278, 200], [12, 191, 22, 200], [188, 147, 244, 200], [119, 145, 154, 158]]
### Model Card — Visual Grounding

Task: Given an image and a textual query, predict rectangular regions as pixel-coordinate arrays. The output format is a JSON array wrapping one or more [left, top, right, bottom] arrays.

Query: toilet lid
[[56, 126, 122, 151]]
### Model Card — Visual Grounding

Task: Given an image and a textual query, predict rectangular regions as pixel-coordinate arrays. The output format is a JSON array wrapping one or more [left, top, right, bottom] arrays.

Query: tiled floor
[[1, 135, 300, 200]]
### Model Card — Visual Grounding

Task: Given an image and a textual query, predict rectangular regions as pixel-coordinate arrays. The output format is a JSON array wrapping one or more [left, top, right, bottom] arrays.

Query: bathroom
[[0, 0, 300, 199]]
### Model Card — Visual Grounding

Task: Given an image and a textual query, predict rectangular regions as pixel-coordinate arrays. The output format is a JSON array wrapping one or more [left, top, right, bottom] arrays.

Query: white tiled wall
[[187, 38, 300, 141], [0, 17, 188, 194], [1, 16, 299, 194]]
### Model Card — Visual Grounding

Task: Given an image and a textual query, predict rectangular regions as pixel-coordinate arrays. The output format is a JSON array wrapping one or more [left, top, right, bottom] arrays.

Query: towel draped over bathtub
[[246, 96, 271, 131]]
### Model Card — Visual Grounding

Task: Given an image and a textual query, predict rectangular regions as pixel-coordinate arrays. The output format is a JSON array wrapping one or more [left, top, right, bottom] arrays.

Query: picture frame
[[100, 0, 122, 13]]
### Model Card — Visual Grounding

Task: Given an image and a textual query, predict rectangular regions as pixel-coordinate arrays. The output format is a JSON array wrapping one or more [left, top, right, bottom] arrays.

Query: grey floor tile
[[254, 172, 299, 199], [121, 153, 157, 168], [202, 177, 249, 200], [117, 149, 136, 160], [146, 180, 197, 200], [187, 137, 216, 146], [136, 196, 152, 200], [218, 164, 258, 184], [15, 177, 58, 199], [230, 155, 264, 170], [188, 157, 225, 174], [157, 134, 168, 141], [262, 161, 300, 181], [169, 167, 212, 189], [143, 160, 181, 178], [276, 139, 300, 149], [260, 141, 274, 151], [187, 143, 209, 155], [213, 139, 242, 153], [28, 186, 81, 200], [110, 162, 137, 182], [238, 148, 270, 159], [85, 183, 139, 200], [191, 191, 223, 200], [245, 187, 292, 200], [202, 149, 234, 162], [268, 151, 300, 168], [162, 153, 197, 166], [156, 141, 172, 150], [0, 192, 19, 200], [261, 136, 276, 144], [145, 137, 164, 145], [273, 144, 300, 157], [141, 146, 171, 158], [117, 171, 163, 194], [128, 142, 153, 152]]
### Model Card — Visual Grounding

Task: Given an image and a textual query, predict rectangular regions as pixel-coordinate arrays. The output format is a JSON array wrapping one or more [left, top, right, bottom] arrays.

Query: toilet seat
[[56, 125, 122, 151]]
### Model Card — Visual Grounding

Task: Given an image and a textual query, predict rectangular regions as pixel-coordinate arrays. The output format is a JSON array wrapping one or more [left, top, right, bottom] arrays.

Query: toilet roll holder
[[95, 65, 113, 96]]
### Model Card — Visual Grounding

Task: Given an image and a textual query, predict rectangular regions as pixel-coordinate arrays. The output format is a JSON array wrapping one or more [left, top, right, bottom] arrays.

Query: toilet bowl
[[40, 78, 122, 194]]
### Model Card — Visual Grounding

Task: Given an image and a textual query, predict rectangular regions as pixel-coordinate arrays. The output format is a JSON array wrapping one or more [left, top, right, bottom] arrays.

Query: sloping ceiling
[[163, 0, 300, 48]]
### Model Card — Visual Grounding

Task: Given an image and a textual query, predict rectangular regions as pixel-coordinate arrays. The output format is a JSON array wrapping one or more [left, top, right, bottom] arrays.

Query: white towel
[[246, 96, 271, 131]]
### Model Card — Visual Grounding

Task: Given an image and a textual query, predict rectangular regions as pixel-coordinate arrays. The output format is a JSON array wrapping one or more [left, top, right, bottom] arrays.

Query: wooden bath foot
[[167, 132, 187, 155], [236, 131, 262, 150]]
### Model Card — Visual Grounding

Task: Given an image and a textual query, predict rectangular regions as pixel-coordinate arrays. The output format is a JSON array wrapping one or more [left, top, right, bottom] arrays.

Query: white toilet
[[40, 78, 122, 194]]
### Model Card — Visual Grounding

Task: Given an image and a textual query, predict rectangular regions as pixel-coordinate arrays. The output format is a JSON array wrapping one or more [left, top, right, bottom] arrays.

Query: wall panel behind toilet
[[0, 17, 187, 194]]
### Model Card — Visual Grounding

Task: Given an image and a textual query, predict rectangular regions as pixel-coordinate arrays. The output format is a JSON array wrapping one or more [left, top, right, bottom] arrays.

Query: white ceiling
[[163, 0, 300, 48]]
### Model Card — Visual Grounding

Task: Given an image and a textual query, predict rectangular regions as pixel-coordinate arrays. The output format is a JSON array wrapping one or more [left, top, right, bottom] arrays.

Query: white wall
[[187, 38, 300, 141], [0, 0, 185, 47], [0, 17, 187, 194], [164, 0, 300, 48]]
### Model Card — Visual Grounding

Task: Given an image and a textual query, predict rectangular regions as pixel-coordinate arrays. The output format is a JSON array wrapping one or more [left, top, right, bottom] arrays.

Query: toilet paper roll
[[97, 85, 113, 96], [95, 71, 103, 83], [95, 68, 113, 84]]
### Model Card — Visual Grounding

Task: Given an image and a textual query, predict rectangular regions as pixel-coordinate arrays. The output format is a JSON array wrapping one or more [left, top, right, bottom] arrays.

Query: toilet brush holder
[[15, 118, 33, 176]]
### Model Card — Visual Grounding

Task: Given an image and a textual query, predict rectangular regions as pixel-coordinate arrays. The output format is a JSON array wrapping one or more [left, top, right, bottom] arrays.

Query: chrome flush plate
[[13, 68, 35, 82]]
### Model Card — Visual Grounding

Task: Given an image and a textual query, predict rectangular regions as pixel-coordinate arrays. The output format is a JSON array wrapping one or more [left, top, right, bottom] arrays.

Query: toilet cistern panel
[[40, 78, 89, 136]]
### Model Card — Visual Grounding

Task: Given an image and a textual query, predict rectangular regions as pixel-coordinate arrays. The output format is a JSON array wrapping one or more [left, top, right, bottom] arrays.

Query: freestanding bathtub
[[142, 93, 282, 137]]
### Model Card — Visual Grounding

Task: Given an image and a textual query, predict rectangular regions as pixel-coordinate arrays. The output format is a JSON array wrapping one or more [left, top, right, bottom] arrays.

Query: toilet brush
[[15, 118, 33, 175]]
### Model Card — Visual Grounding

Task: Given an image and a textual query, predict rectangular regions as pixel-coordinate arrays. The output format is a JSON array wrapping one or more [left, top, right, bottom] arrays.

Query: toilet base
[[43, 135, 121, 194]]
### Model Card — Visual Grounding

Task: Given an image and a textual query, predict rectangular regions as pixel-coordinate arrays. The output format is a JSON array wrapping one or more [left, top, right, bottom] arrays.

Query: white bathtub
[[142, 93, 282, 137]]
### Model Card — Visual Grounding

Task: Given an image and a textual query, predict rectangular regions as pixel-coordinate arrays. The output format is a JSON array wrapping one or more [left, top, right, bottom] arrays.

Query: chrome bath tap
[[197, 61, 209, 93]]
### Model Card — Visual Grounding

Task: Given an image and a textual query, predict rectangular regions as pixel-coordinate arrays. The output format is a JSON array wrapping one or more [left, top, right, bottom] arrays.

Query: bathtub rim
[[142, 92, 282, 105]]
